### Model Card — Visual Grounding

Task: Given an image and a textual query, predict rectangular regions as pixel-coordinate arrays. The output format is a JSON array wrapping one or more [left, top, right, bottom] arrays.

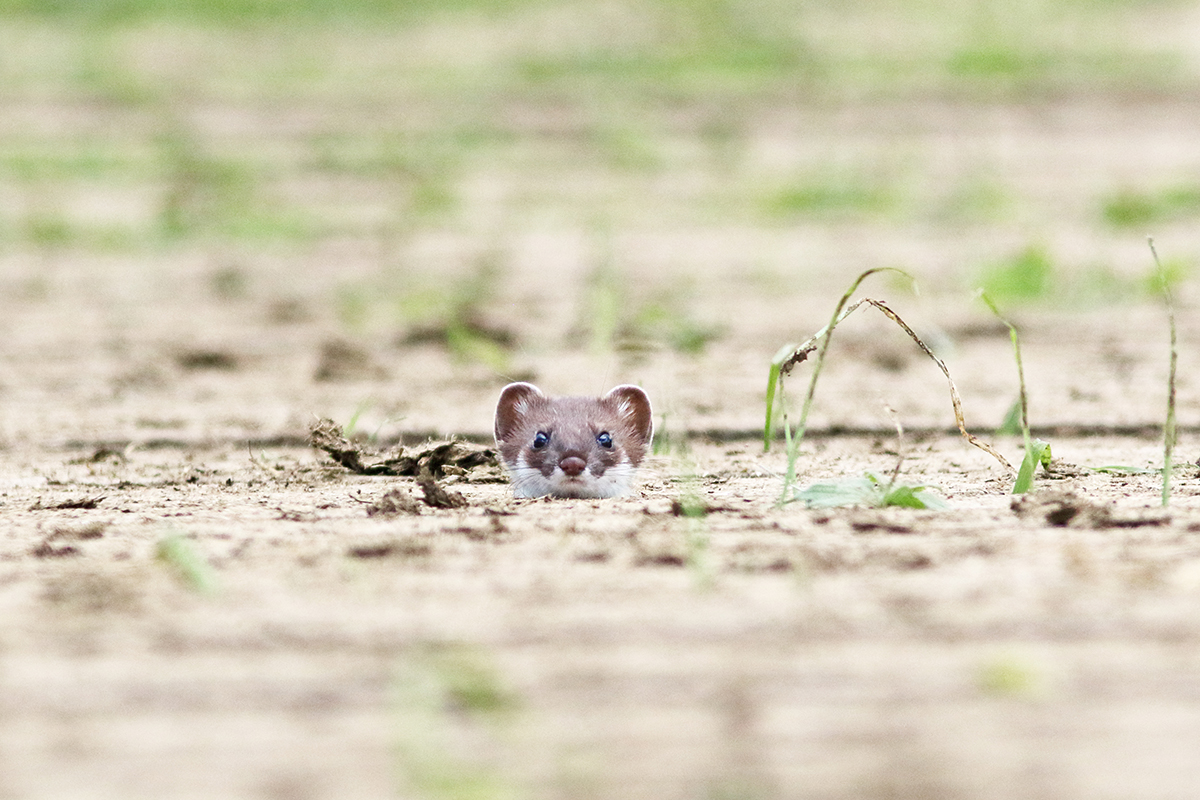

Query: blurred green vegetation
[[977, 242, 1190, 307], [2, 0, 1181, 104], [0, 0, 522, 24], [576, 256, 722, 356], [763, 172, 897, 221], [0, 0, 1191, 281], [978, 246, 1057, 303], [1102, 184, 1200, 228]]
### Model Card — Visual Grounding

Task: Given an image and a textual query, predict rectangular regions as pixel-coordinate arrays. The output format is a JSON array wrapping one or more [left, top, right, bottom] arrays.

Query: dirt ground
[[5, 8, 1200, 797], [4, 216, 1200, 796], [3, 282, 1200, 800], [2, 427, 1200, 799]]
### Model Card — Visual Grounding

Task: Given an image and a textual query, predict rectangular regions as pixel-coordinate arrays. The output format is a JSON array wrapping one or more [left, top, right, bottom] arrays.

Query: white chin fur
[[507, 459, 636, 499]]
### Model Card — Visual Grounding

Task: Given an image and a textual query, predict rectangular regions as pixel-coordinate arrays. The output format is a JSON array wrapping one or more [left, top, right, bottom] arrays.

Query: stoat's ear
[[494, 382, 546, 443], [604, 385, 653, 445]]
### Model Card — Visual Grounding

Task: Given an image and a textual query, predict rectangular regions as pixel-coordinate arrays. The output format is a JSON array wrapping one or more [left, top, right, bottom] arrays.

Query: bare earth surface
[[4, 8, 1200, 797], [1, 430, 1199, 799]]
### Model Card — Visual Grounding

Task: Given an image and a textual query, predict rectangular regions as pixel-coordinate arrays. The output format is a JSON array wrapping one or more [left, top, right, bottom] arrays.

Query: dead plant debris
[[353, 482, 469, 514], [30, 496, 105, 510], [347, 539, 434, 559], [308, 417, 500, 480]]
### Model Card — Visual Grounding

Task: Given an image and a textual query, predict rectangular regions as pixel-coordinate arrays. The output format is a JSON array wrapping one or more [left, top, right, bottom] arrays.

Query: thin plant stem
[[979, 291, 1046, 494], [1148, 237, 1177, 507], [882, 404, 905, 492], [979, 292, 1031, 453]]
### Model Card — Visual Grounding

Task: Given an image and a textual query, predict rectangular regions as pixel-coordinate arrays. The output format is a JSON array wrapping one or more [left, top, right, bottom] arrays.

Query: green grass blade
[[1012, 439, 1051, 495], [978, 292, 1031, 451], [763, 342, 796, 451]]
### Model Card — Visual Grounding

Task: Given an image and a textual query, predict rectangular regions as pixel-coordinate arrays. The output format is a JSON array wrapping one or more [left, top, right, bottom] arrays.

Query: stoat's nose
[[559, 456, 587, 477]]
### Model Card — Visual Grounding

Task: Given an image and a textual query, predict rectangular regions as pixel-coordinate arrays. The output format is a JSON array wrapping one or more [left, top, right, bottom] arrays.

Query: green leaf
[[794, 476, 878, 508], [1090, 465, 1160, 475], [883, 484, 949, 510], [792, 474, 947, 509]]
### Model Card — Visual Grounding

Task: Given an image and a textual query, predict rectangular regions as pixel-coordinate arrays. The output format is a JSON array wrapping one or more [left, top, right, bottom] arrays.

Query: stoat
[[493, 382, 653, 498]]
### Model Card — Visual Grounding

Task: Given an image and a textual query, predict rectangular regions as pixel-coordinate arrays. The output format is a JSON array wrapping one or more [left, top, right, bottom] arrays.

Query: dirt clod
[[418, 477, 468, 509], [670, 498, 736, 516], [87, 447, 126, 463], [849, 516, 914, 534], [32, 541, 80, 558], [365, 486, 422, 516], [1012, 489, 1171, 528], [634, 551, 687, 568], [176, 349, 240, 371]]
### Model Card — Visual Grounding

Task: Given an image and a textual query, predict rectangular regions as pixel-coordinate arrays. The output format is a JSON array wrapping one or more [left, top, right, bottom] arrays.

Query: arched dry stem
[[766, 271, 1015, 504]]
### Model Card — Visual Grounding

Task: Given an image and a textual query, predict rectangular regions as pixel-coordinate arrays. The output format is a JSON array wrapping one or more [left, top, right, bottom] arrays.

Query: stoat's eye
[[596, 431, 613, 448], [533, 431, 550, 449]]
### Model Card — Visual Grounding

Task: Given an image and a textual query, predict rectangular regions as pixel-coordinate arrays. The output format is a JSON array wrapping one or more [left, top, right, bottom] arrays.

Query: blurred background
[[1, 0, 1199, 442]]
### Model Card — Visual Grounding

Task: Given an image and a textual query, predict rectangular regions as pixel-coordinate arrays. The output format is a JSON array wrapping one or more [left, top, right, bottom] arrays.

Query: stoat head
[[493, 382, 654, 499]]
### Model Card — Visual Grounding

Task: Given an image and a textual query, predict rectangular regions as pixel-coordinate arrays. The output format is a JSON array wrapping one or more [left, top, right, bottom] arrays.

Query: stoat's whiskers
[[508, 457, 635, 499]]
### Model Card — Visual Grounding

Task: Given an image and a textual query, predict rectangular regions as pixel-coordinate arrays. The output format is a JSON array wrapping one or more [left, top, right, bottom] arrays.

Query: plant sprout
[[978, 291, 1051, 494], [765, 269, 1013, 504]]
